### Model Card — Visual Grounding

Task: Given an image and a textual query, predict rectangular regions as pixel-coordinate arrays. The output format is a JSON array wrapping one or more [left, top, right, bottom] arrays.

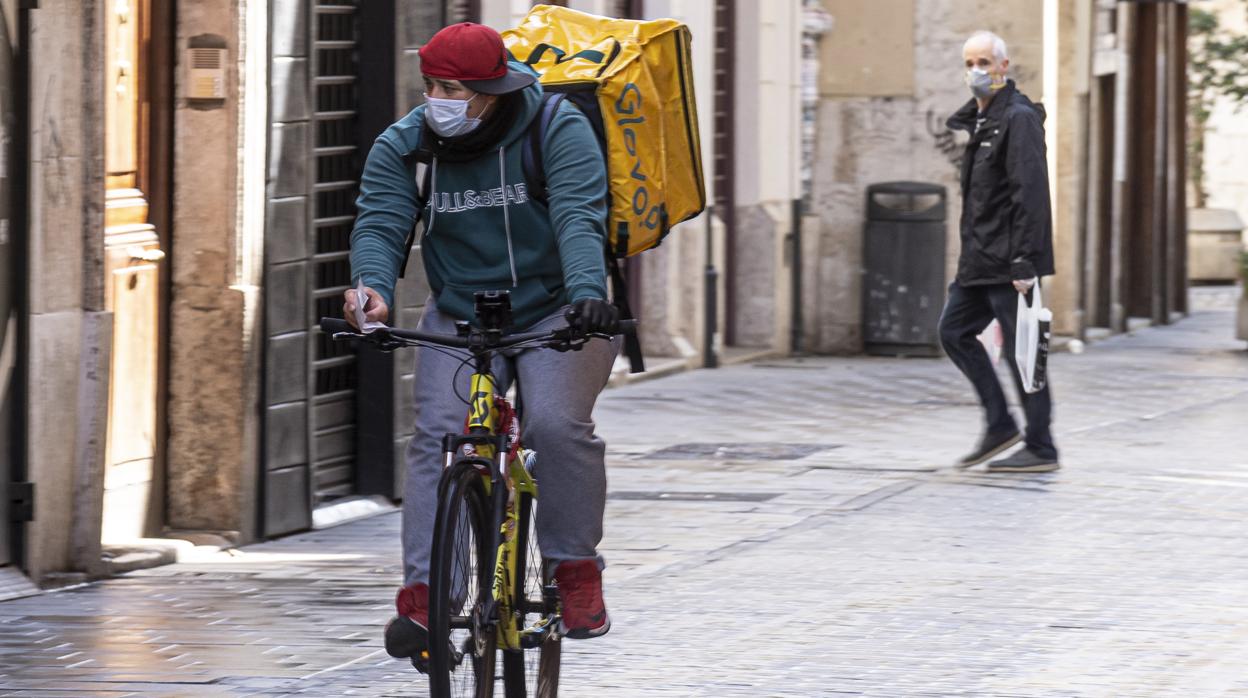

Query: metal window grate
[[310, 0, 361, 504], [317, 81, 357, 112], [315, 326, 353, 361], [313, 456, 355, 498], [317, 152, 355, 182], [317, 223, 352, 254], [318, 48, 354, 76], [317, 11, 355, 42], [316, 188, 355, 219], [314, 295, 339, 321], [316, 365, 356, 394], [317, 118, 355, 148], [315, 258, 351, 288]]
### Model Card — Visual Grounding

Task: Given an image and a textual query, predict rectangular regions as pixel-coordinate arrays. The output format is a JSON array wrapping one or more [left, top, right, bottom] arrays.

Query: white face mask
[[424, 93, 482, 137], [965, 67, 1002, 100]]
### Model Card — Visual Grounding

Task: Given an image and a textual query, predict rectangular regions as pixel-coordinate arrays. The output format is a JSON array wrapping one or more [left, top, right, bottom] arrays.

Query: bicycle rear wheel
[[429, 463, 497, 698], [502, 492, 561, 698]]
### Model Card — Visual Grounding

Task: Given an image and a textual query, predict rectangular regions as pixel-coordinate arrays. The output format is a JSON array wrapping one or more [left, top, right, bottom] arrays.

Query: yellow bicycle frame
[[466, 371, 543, 651], [494, 454, 540, 650], [467, 373, 498, 450]]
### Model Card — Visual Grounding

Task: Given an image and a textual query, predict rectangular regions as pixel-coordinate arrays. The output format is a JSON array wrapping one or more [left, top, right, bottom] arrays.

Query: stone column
[[164, 0, 262, 541], [1044, 0, 1093, 336], [25, 0, 110, 582], [726, 1, 800, 351]]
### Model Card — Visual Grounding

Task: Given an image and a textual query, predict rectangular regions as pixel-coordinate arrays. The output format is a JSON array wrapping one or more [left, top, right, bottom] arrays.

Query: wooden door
[[102, 0, 165, 543]]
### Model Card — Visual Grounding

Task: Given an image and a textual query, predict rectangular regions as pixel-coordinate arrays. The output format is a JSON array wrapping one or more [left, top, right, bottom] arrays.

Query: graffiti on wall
[[925, 109, 965, 173]]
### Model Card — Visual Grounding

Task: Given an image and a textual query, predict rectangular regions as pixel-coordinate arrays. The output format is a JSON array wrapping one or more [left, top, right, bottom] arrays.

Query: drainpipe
[[703, 206, 719, 369], [789, 198, 803, 354]]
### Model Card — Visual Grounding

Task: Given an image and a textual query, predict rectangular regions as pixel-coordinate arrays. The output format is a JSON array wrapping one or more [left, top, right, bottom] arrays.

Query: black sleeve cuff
[[1010, 259, 1037, 281]]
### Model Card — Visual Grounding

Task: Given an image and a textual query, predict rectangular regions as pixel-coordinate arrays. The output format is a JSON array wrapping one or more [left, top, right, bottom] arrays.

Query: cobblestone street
[[2, 289, 1247, 697]]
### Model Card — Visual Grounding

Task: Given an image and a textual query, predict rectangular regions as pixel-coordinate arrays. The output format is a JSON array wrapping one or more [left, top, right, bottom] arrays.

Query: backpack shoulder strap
[[522, 92, 566, 207], [397, 130, 434, 279], [608, 254, 645, 374]]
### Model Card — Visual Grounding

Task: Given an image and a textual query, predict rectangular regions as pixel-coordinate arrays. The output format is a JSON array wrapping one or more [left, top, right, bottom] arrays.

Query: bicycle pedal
[[519, 617, 559, 648], [410, 649, 430, 674]]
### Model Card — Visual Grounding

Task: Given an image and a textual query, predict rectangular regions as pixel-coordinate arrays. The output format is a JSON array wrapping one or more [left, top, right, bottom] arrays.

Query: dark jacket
[[946, 80, 1055, 285]]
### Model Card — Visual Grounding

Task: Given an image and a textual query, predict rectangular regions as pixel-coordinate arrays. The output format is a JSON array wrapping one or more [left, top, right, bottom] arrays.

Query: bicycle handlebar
[[318, 316, 636, 352]]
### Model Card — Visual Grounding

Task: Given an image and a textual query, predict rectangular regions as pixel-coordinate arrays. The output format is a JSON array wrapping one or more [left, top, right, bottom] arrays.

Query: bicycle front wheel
[[429, 463, 497, 698], [502, 492, 561, 698]]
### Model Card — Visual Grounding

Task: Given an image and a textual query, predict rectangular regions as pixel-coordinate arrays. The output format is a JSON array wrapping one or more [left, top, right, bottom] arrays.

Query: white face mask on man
[[424, 93, 483, 137], [965, 68, 1003, 100]]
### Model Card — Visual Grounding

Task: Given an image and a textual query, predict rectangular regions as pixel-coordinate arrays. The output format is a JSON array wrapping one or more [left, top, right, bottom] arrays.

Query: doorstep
[[0, 565, 40, 602]]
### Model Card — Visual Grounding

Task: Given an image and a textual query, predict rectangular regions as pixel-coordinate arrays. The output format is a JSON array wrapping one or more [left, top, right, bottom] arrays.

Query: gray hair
[[964, 31, 1008, 62]]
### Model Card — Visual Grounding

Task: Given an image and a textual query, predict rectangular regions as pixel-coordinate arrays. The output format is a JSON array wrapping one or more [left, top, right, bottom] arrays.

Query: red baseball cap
[[419, 23, 536, 95]]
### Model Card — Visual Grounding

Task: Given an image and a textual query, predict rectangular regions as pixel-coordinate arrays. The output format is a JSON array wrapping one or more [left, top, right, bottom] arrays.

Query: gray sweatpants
[[401, 299, 618, 587]]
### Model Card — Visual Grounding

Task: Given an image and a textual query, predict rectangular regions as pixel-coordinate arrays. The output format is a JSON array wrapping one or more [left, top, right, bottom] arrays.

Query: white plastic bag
[[1015, 279, 1052, 393], [977, 319, 1003, 366]]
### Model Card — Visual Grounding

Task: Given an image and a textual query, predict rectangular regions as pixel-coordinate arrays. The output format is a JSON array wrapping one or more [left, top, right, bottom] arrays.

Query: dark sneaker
[[385, 583, 430, 669], [554, 560, 611, 639], [987, 448, 1060, 473], [955, 430, 1022, 468]]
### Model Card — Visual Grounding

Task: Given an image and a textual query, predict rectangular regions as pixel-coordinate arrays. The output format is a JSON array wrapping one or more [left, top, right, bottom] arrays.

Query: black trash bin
[[862, 181, 947, 357]]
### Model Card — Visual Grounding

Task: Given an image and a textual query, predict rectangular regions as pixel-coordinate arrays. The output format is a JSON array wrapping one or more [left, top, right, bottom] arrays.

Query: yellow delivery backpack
[[502, 5, 706, 259]]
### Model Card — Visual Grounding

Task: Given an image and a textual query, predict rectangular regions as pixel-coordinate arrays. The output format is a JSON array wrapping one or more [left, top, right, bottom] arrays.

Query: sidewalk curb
[[607, 348, 791, 388]]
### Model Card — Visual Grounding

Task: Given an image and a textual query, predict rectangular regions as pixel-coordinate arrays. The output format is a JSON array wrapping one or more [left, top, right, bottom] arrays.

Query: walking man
[[940, 30, 1060, 473]]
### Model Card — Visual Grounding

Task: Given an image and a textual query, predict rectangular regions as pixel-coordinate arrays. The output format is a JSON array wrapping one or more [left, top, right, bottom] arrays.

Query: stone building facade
[[805, 0, 1189, 352], [2, 0, 1191, 589], [3, 0, 804, 588]]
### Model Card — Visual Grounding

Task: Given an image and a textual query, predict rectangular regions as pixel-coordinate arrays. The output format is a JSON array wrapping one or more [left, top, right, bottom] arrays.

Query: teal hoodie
[[349, 63, 609, 330]]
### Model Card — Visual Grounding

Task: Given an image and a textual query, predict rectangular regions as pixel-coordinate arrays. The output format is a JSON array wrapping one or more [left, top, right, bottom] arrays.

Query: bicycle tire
[[429, 463, 497, 698], [502, 493, 561, 698]]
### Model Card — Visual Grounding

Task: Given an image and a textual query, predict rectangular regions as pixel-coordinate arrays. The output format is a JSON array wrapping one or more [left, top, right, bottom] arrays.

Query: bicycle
[[321, 290, 631, 698]]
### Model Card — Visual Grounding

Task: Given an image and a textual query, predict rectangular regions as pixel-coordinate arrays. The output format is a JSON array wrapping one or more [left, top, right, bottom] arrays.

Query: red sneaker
[[385, 583, 430, 664], [555, 560, 611, 639]]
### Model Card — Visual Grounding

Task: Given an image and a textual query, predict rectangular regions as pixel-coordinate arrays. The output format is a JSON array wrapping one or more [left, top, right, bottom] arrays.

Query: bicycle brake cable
[[450, 353, 480, 407]]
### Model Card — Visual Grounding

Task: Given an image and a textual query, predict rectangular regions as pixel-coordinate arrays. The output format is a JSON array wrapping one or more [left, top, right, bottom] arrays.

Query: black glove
[[567, 298, 619, 334]]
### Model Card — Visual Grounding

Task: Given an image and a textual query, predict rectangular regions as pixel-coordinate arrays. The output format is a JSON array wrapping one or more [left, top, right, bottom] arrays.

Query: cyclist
[[342, 22, 619, 665]]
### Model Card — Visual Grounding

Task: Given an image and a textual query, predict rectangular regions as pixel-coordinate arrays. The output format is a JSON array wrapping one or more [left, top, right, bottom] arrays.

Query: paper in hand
[[353, 280, 388, 334]]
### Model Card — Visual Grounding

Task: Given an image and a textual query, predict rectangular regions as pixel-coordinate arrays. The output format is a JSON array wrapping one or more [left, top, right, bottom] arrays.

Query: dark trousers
[[938, 281, 1057, 459]]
